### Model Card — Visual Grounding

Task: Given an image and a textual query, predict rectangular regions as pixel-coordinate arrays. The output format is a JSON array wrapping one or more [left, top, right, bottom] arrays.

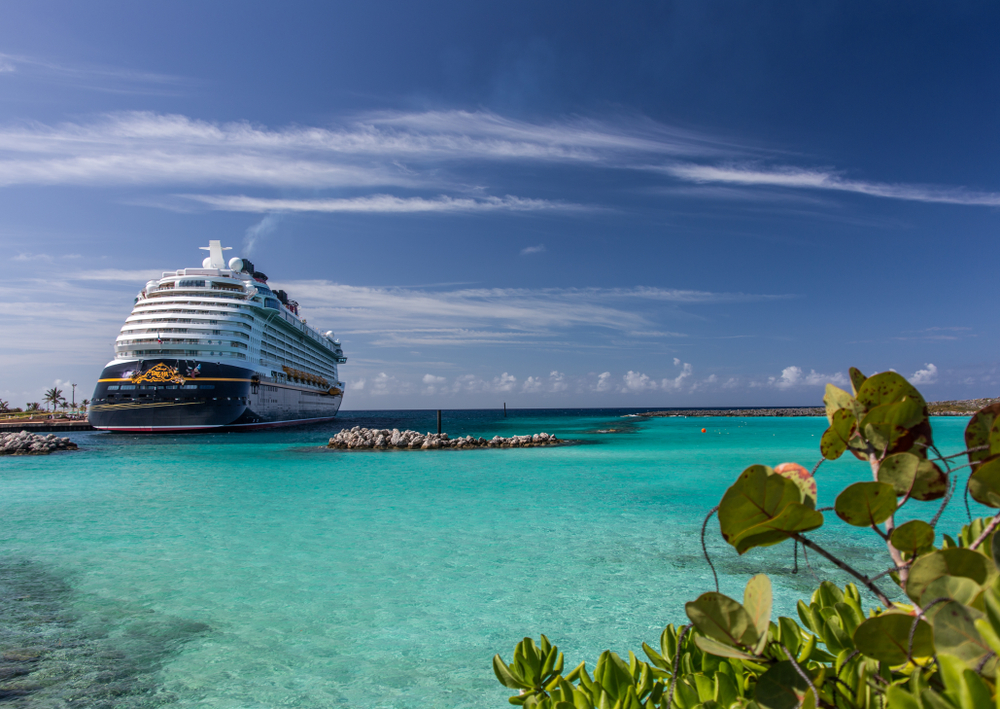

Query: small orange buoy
[[701, 428, 707, 433]]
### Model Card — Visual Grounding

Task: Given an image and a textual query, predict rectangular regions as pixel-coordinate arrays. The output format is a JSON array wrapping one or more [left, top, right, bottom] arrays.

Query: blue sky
[[1, 2, 997, 409]]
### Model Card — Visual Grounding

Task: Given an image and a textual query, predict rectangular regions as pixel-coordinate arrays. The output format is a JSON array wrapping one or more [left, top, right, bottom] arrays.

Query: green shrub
[[493, 368, 1000, 709]]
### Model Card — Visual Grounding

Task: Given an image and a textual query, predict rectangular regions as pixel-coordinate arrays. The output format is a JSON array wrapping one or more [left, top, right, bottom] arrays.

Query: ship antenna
[[199, 240, 232, 268]]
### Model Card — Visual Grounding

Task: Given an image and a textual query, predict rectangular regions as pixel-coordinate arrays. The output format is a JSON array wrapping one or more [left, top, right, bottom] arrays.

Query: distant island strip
[[634, 396, 1000, 418]]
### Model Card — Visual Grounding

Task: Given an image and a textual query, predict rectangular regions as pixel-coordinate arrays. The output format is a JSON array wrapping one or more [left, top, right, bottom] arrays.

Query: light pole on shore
[[71, 383, 77, 413]]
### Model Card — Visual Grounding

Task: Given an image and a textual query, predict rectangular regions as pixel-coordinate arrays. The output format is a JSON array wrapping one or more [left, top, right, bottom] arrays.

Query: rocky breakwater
[[1, 431, 79, 455], [327, 427, 561, 450]]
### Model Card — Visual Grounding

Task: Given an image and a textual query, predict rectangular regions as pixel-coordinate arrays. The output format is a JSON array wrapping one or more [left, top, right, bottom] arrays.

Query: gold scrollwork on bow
[[130, 363, 186, 385]]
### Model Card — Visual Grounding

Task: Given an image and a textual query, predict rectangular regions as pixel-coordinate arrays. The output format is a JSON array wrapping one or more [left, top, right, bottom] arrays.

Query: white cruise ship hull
[[89, 359, 342, 432]]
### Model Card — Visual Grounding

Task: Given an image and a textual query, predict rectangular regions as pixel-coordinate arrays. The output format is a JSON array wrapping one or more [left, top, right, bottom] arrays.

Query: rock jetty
[[1, 431, 79, 455], [327, 427, 561, 450], [636, 407, 824, 418]]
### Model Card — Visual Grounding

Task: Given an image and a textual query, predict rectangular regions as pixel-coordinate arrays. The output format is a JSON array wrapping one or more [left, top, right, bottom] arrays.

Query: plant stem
[[870, 453, 909, 588], [969, 511, 1000, 551], [792, 533, 895, 608]]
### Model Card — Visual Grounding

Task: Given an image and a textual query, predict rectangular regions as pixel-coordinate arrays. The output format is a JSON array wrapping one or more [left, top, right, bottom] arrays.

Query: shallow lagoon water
[[0, 410, 979, 708]]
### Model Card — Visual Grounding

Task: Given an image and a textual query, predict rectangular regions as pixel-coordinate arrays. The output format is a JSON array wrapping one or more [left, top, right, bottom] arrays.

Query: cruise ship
[[88, 241, 347, 432]]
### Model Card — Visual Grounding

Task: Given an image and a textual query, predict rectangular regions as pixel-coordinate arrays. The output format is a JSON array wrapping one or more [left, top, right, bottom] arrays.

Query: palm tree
[[0, 399, 9, 414], [43, 387, 64, 413], [26, 402, 41, 412], [81, 399, 90, 415]]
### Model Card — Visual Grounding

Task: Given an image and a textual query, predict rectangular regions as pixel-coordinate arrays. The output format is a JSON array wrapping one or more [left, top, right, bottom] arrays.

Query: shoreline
[[634, 396, 1000, 418]]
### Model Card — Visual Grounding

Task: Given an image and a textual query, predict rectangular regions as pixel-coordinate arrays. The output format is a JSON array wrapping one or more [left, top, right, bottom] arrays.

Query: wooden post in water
[[437, 409, 442, 434], [503, 402, 507, 417]]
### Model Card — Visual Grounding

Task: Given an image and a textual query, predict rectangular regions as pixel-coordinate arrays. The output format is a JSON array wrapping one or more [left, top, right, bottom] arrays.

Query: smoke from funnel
[[242, 213, 281, 256]]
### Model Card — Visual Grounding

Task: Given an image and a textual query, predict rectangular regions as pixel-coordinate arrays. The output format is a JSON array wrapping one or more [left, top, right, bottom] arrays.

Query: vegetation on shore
[[494, 368, 1000, 708]]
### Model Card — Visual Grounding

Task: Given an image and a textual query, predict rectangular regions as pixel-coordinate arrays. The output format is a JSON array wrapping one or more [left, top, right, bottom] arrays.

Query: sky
[[0, 1, 997, 409]]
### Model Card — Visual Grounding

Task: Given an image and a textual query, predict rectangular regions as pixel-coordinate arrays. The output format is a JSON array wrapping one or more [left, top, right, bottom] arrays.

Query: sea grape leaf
[[856, 371, 928, 412], [860, 398, 925, 454], [849, 367, 866, 397], [754, 661, 820, 709], [932, 601, 997, 675], [732, 503, 825, 554], [824, 384, 858, 424], [853, 613, 934, 664], [878, 453, 948, 502], [965, 403, 1000, 470], [743, 574, 772, 652], [719, 465, 823, 554], [834, 482, 897, 527], [820, 427, 848, 460], [920, 575, 983, 609], [820, 409, 858, 460], [906, 549, 990, 603], [968, 455, 1000, 508], [890, 520, 935, 558], [684, 592, 758, 648], [773, 463, 817, 506], [693, 635, 757, 660]]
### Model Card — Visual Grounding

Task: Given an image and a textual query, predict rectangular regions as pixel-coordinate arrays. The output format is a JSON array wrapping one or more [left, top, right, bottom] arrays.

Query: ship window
[[199, 384, 215, 389], [120, 385, 136, 390], [106, 385, 120, 390], [182, 385, 199, 389], [178, 279, 206, 287]]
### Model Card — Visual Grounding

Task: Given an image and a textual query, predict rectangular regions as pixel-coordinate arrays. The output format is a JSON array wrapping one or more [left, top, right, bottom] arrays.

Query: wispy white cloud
[[277, 281, 786, 347], [664, 163, 1000, 207], [0, 52, 190, 95], [186, 194, 582, 214], [0, 109, 992, 211], [520, 243, 546, 255]]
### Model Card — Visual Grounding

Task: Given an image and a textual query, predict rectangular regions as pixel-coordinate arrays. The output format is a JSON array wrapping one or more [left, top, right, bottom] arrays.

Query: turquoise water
[[0, 411, 980, 708]]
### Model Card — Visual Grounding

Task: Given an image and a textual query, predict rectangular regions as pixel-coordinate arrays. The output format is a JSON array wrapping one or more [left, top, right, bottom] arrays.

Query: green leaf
[[856, 371, 928, 412], [890, 520, 935, 558], [878, 453, 949, 502], [753, 661, 819, 709], [920, 575, 983, 609], [968, 455, 1000, 508], [494, 655, 529, 689], [965, 403, 1000, 470], [693, 635, 757, 660], [849, 367, 866, 397], [936, 653, 994, 709], [853, 612, 934, 664], [743, 574, 773, 652], [834, 481, 897, 527], [684, 592, 758, 648], [860, 398, 925, 454], [820, 408, 857, 460], [878, 453, 919, 494], [885, 684, 922, 709], [932, 601, 997, 675], [718, 465, 823, 554], [824, 384, 857, 424], [772, 463, 817, 506], [820, 426, 848, 460], [907, 548, 990, 603]]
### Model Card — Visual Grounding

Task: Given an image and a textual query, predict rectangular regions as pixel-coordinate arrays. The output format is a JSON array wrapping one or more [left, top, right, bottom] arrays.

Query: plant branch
[[665, 625, 691, 709], [701, 506, 720, 593], [929, 474, 957, 529], [969, 510, 1000, 551], [779, 643, 818, 707], [792, 533, 895, 608], [929, 445, 989, 463]]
